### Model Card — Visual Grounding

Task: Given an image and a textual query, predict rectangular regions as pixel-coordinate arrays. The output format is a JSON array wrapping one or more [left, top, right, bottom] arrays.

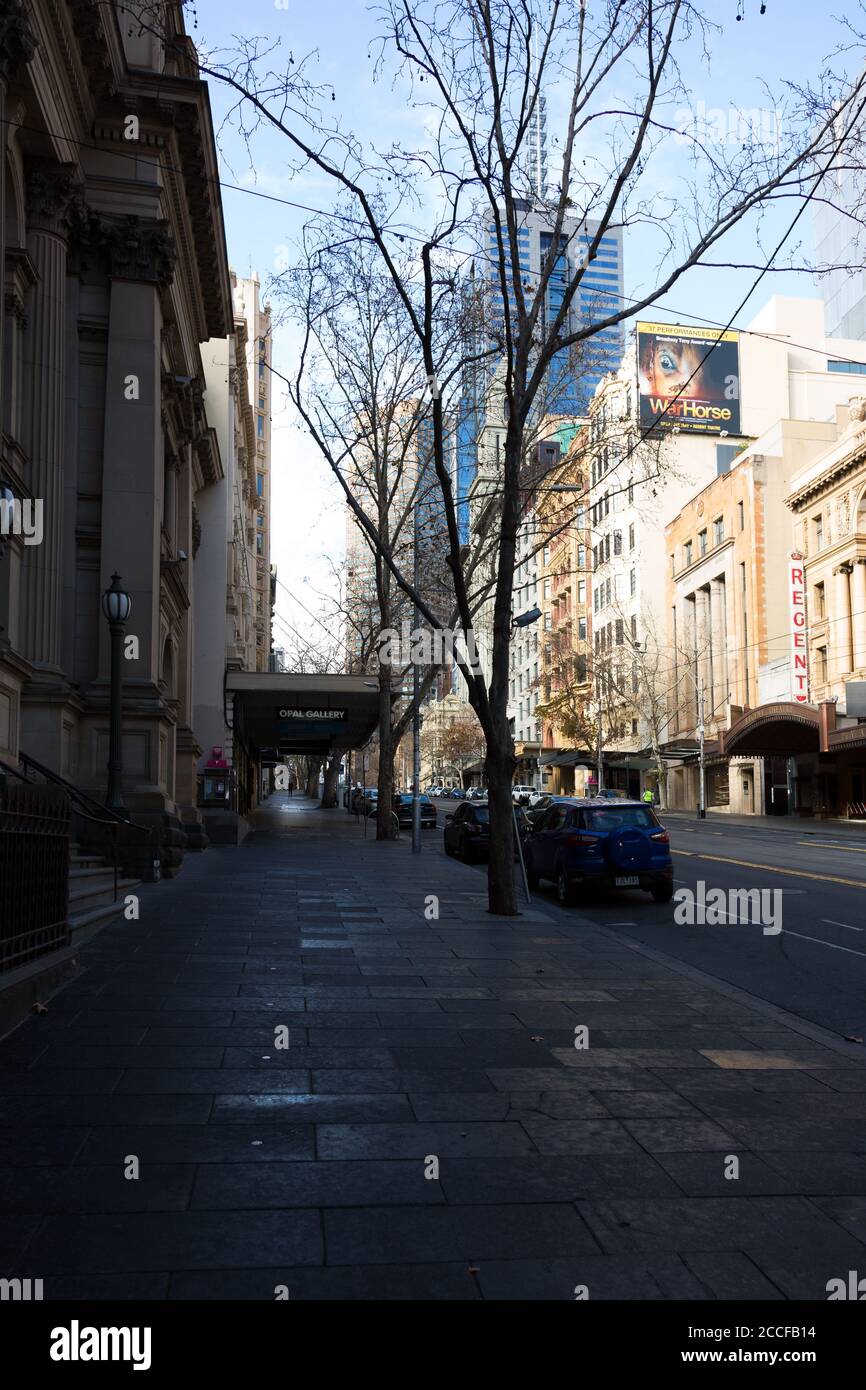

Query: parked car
[[528, 788, 549, 808], [350, 786, 374, 814], [524, 793, 556, 826], [444, 800, 530, 863], [394, 794, 438, 829], [449, 786, 467, 799], [595, 787, 628, 801], [512, 784, 535, 806], [524, 798, 674, 905], [467, 786, 487, 801]]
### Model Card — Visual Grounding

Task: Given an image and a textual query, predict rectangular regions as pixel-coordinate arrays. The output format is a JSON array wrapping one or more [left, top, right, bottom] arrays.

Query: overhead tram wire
[[3, 111, 866, 369]]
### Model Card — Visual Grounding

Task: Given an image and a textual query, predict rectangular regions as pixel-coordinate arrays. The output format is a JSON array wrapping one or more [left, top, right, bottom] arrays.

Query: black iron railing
[[0, 782, 70, 972], [1, 754, 160, 905]]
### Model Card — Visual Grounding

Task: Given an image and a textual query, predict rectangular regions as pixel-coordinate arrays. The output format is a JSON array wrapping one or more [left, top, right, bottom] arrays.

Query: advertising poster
[[637, 322, 741, 435]]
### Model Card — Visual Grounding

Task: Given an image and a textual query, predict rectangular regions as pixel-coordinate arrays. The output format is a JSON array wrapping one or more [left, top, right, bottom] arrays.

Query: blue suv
[[525, 797, 674, 906]]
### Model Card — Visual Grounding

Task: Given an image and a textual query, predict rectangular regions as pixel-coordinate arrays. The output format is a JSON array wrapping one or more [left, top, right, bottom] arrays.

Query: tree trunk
[[376, 662, 398, 840], [305, 761, 322, 799], [482, 424, 522, 916], [485, 732, 517, 916], [320, 752, 342, 808]]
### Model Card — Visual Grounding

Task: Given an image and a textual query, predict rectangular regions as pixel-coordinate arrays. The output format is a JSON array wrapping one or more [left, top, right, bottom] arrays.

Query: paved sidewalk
[[664, 808, 866, 837], [2, 792, 866, 1300]]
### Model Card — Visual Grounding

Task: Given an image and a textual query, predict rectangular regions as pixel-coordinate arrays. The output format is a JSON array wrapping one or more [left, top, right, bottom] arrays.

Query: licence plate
[[615, 876, 639, 887]]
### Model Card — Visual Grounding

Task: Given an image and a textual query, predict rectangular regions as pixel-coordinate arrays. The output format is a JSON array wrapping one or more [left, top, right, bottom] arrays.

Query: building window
[[698, 529, 708, 556], [256, 534, 264, 555], [716, 443, 739, 475], [629, 523, 635, 550], [630, 568, 636, 596], [684, 540, 693, 567], [632, 718, 638, 735], [817, 645, 828, 682], [578, 617, 587, 641], [256, 473, 264, 496], [813, 514, 823, 551], [738, 500, 744, 531], [613, 530, 622, 556], [814, 581, 826, 618], [827, 359, 866, 374], [577, 579, 586, 603], [713, 516, 724, 546], [615, 618, 624, 645], [631, 614, 638, 641], [257, 415, 265, 438]]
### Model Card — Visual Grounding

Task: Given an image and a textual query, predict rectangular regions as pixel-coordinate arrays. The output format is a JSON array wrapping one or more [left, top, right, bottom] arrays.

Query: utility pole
[[596, 678, 604, 794], [411, 477, 422, 854], [698, 676, 706, 819]]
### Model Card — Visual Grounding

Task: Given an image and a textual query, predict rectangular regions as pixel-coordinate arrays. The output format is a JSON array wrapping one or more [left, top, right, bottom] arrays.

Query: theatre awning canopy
[[720, 702, 821, 757], [226, 672, 387, 762]]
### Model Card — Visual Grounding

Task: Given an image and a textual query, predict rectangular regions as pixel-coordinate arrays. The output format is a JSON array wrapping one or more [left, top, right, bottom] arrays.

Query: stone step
[[68, 875, 140, 914], [69, 895, 139, 947]]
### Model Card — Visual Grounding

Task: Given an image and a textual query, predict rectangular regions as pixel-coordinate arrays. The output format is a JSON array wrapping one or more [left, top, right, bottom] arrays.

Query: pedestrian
[[288, 778, 294, 797], [642, 787, 654, 805]]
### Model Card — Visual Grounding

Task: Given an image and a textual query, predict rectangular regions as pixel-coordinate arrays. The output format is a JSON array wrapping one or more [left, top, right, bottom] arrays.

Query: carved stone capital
[[0, 1, 37, 86], [106, 216, 176, 289], [24, 161, 80, 234]]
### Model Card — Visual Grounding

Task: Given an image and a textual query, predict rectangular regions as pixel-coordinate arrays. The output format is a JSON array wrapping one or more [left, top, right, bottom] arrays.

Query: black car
[[394, 794, 437, 829], [443, 800, 529, 863]]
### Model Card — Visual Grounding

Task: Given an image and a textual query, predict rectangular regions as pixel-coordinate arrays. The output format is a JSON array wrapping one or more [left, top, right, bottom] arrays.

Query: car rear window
[[585, 807, 658, 831], [471, 807, 490, 823]]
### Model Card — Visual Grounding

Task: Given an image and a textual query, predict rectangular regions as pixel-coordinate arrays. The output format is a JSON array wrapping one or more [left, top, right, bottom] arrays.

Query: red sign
[[788, 553, 809, 703]]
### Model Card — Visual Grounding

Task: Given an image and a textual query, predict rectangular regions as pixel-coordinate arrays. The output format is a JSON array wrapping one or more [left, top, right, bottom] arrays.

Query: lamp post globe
[[102, 573, 131, 810]]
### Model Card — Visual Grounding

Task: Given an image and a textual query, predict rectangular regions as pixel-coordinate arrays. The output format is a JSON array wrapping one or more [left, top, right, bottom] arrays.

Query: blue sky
[[188, 0, 864, 651]]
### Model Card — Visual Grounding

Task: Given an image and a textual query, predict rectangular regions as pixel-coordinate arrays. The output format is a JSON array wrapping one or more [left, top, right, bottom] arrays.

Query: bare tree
[[139, 0, 866, 911]]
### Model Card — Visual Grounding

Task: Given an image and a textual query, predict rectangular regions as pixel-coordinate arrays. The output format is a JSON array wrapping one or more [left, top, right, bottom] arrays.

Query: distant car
[[467, 786, 487, 801], [524, 797, 674, 906], [512, 784, 534, 806], [528, 788, 549, 808], [449, 786, 467, 799], [595, 787, 628, 800], [394, 794, 437, 829], [444, 800, 529, 863]]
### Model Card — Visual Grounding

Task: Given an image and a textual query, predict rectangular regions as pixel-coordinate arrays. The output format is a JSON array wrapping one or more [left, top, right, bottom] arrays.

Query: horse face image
[[639, 335, 710, 400]]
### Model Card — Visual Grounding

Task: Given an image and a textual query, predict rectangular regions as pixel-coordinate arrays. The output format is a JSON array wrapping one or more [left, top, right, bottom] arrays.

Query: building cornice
[[785, 427, 866, 511]]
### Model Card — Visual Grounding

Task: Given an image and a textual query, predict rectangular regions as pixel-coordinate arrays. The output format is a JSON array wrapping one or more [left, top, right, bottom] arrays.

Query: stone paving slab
[[2, 792, 866, 1300]]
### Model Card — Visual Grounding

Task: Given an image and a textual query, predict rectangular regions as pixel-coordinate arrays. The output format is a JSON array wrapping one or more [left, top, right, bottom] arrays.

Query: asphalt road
[[428, 797, 866, 1044]]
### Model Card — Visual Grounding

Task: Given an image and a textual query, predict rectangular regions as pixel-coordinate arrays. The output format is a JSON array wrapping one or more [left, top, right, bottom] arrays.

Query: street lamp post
[[697, 674, 706, 819], [101, 573, 132, 810]]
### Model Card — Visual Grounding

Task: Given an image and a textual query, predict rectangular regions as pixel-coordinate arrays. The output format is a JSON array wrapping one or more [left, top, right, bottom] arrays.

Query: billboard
[[637, 322, 741, 436]]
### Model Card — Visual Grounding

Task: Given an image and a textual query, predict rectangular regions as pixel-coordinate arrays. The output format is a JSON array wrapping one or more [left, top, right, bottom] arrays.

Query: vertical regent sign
[[789, 552, 809, 702]]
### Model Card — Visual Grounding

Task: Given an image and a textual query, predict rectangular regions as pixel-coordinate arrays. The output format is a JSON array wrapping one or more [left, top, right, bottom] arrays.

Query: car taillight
[[650, 831, 669, 844], [565, 833, 599, 847]]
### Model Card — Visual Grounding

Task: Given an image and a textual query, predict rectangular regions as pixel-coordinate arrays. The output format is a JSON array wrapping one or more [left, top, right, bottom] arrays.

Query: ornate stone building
[[0, 1, 233, 866]]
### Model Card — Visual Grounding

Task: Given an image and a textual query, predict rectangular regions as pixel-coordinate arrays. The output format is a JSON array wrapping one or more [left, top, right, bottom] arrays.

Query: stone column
[[0, 2, 36, 432], [19, 162, 78, 675], [833, 563, 854, 681], [852, 558, 866, 672], [85, 216, 176, 816]]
